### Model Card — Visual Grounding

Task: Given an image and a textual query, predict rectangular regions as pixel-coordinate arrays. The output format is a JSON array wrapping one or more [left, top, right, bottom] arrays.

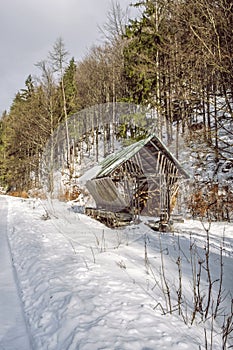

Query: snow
[[0, 197, 32, 350], [0, 194, 232, 349], [78, 165, 102, 186]]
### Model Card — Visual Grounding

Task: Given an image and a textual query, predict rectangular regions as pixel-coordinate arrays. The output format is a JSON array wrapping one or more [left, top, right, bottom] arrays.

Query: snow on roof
[[78, 165, 102, 186]]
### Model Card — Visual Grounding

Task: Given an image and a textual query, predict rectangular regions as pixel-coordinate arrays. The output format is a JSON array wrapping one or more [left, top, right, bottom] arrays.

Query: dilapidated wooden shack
[[86, 134, 189, 225]]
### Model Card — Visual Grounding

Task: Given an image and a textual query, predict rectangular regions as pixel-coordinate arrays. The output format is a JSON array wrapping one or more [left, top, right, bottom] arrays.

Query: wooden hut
[[86, 134, 189, 225]]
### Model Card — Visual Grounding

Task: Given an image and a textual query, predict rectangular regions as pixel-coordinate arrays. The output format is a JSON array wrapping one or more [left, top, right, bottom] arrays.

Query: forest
[[0, 0, 232, 220]]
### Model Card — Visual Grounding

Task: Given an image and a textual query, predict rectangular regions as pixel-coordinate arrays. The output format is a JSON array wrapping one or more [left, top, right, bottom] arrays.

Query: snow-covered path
[[0, 197, 32, 350], [0, 195, 232, 349]]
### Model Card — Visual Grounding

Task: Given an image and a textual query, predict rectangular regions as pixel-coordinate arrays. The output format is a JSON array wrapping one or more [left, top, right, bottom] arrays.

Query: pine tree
[[63, 58, 79, 116]]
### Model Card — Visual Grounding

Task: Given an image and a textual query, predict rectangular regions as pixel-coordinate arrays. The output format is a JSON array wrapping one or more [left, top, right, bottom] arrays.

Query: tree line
[[0, 0, 232, 210]]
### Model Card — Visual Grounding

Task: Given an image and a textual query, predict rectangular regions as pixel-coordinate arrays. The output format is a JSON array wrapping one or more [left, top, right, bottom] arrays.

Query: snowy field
[[1, 195, 233, 349]]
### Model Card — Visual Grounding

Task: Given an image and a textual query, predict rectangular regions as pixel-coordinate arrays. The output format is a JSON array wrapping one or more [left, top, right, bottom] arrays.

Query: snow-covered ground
[[0, 197, 32, 350], [0, 194, 232, 349]]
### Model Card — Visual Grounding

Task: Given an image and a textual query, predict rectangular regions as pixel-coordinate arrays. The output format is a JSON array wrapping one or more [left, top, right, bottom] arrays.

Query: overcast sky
[[0, 0, 134, 115]]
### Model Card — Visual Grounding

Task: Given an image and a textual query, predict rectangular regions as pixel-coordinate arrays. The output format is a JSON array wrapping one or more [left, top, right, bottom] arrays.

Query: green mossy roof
[[96, 134, 189, 179]]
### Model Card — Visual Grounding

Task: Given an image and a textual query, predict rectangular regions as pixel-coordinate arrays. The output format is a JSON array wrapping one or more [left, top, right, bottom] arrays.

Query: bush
[[188, 182, 233, 221]]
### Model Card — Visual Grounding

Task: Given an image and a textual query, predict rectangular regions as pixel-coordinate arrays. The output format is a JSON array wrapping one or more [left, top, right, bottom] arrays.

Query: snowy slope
[[2, 195, 232, 349]]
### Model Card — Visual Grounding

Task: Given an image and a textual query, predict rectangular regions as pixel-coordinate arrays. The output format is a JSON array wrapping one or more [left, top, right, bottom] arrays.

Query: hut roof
[[96, 134, 189, 179]]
